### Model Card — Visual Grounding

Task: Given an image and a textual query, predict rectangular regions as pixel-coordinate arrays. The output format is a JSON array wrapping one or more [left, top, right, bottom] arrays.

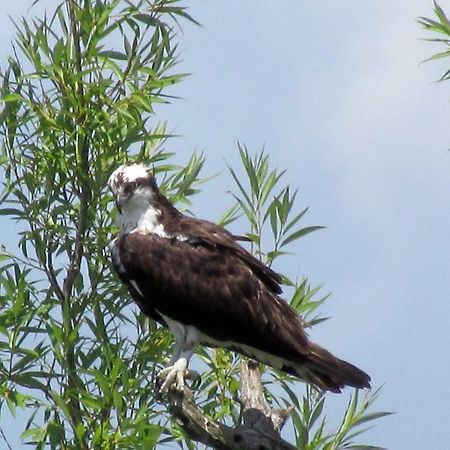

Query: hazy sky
[[2, 1, 450, 449]]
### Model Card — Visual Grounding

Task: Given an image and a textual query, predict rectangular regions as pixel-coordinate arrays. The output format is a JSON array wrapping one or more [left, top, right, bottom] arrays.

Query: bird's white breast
[[118, 201, 170, 237]]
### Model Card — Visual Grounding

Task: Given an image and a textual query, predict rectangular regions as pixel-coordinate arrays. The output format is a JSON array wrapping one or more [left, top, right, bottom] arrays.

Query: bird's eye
[[124, 182, 137, 194]]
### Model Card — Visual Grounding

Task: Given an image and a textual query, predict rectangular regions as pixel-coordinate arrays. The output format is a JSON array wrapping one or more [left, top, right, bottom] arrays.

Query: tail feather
[[289, 343, 371, 393], [226, 341, 370, 393]]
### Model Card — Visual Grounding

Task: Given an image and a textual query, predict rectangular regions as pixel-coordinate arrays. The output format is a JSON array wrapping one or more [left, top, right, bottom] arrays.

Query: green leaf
[[260, 169, 285, 205], [353, 411, 394, 427], [238, 143, 260, 198], [97, 49, 128, 60], [434, 1, 450, 29], [283, 207, 309, 234], [281, 226, 325, 247], [133, 13, 161, 27], [1, 93, 23, 102], [0, 207, 24, 216]]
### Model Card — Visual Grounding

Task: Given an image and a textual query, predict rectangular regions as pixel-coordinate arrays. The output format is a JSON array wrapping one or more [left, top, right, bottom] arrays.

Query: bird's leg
[[156, 323, 200, 393], [156, 339, 181, 387], [158, 349, 195, 393]]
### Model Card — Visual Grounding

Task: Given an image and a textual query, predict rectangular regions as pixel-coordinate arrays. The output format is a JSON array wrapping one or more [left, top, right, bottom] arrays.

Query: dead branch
[[167, 360, 296, 450]]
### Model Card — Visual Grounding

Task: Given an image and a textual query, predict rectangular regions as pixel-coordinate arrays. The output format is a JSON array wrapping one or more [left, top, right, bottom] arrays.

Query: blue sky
[[2, 1, 450, 449]]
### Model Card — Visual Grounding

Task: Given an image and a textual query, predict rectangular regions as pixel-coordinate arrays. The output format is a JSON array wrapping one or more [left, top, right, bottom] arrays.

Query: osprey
[[108, 164, 371, 393]]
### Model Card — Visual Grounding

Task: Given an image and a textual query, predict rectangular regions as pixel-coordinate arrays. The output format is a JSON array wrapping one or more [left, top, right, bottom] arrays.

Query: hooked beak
[[115, 194, 126, 214]]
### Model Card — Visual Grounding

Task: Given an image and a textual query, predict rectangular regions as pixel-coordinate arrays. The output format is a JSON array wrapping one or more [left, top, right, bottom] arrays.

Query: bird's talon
[[155, 358, 188, 394]]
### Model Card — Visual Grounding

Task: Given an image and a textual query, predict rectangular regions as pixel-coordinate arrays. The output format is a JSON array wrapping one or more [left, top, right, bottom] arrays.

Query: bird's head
[[108, 164, 158, 214]]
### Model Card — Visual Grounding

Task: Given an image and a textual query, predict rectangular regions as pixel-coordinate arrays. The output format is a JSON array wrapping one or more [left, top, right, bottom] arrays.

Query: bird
[[108, 163, 371, 393]]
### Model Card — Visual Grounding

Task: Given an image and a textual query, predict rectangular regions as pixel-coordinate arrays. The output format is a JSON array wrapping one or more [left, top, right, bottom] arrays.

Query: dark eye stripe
[[124, 182, 137, 193], [113, 175, 154, 193], [133, 176, 153, 187]]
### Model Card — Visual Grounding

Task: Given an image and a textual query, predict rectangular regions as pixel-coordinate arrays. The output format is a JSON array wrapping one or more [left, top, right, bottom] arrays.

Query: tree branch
[[239, 360, 293, 435], [167, 360, 296, 450]]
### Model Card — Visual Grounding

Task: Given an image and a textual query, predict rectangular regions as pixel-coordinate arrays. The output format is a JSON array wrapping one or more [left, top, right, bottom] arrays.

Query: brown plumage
[[108, 164, 371, 393]]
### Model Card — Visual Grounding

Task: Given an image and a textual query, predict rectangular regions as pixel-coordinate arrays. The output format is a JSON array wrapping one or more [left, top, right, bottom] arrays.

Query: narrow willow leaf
[[97, 49, 128, 60], [238, 143, 260, 198], [283, 207, 309, 234], [280, 226, 325, 247], [227, 165, 254, 211], [133, 13, 161, 27], [1, 93, 23, 102], [434, 1, 450, 29], [353, 411, 394, 427], [0, 207, 24, 216]]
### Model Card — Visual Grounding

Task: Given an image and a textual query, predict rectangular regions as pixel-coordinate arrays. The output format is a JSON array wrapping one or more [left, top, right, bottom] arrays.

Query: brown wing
[[166, 215, 284, 295], [115, 231, 311, 360]]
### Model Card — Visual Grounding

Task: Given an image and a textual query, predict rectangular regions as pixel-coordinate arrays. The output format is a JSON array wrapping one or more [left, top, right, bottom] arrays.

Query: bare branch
[[239, 360, 293, 435], [167, 360, 296, 450]]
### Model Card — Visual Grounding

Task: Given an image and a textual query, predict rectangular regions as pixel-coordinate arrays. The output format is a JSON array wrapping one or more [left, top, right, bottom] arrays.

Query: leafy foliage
[[418, 1, 450, 80], [0, 1, 388, 449], [0, 1, 198, 448], [227, 143, 324, 267]]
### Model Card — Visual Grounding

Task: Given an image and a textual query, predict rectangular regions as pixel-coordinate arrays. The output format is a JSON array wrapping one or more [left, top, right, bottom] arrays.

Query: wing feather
[[167, 216, 284, 295], [116, 232, 311, 359]]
